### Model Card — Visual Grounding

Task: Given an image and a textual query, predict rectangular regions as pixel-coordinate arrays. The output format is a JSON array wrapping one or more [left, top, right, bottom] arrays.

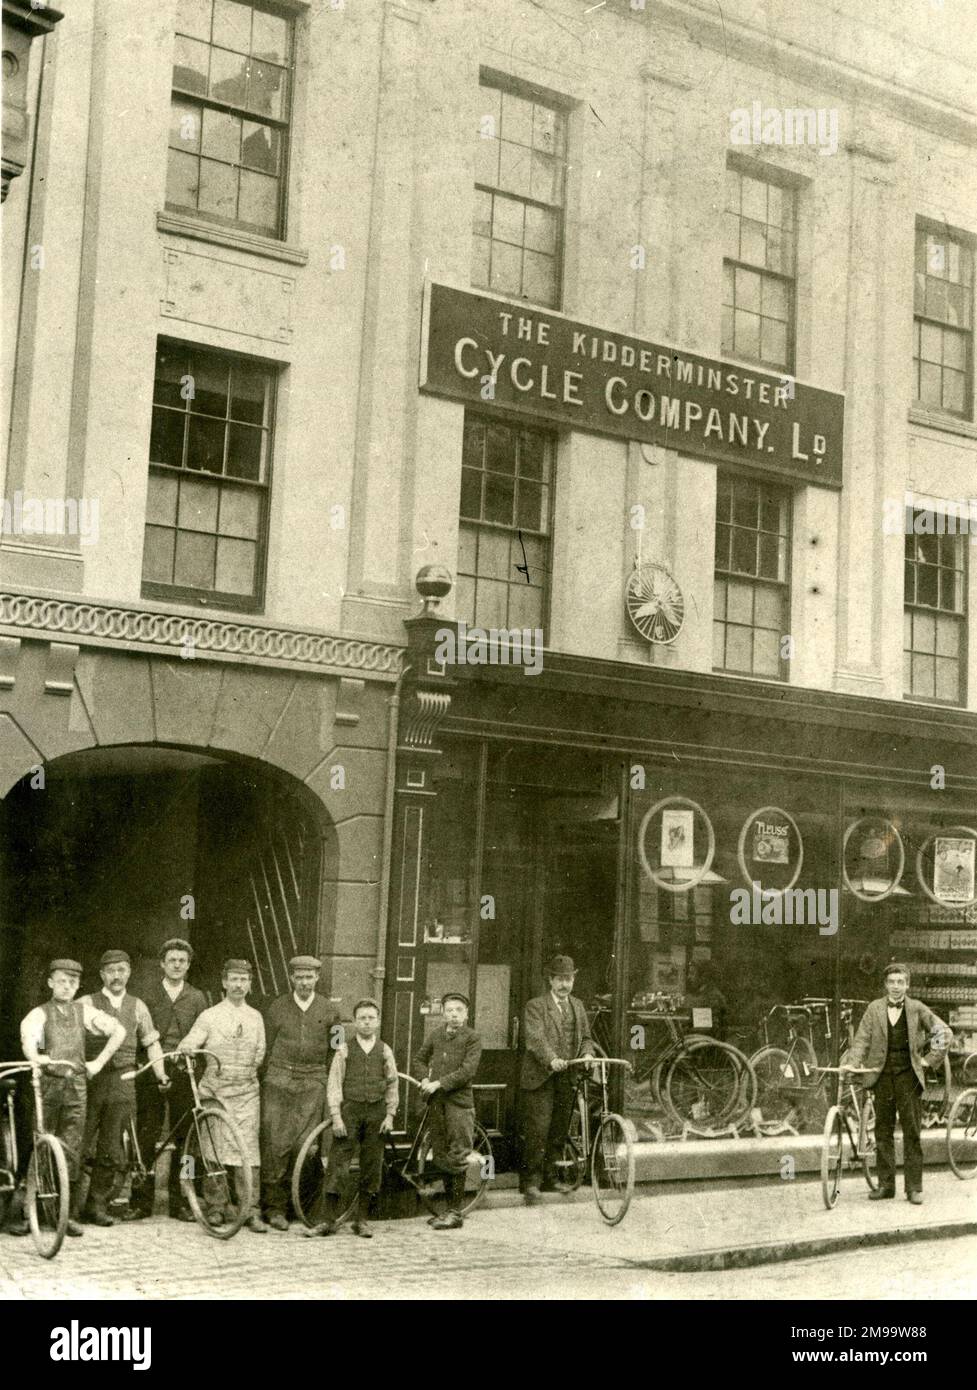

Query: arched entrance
[[0, 745, 326, 1050]]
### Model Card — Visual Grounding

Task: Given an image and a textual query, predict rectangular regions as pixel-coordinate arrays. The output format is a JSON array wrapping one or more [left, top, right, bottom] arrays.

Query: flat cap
[[160, 937, 194, 960], [289, 955, 321, 971], [99, 949, 131, 968], [545, 955, 576, 977], [49, 959, 82, 977], [441, 991, 470, 1009], [221, 958, 253, 976]]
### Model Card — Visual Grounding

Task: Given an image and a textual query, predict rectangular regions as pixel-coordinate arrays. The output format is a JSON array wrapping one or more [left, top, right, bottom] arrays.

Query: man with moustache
[[177, 959, 268, 1232], [78, 950, 166, 1226], [519, 955, 596, 1205], [259, 955, 339, 1231], [128, 938, 208, 1222], [844, 962, 952, 1204]]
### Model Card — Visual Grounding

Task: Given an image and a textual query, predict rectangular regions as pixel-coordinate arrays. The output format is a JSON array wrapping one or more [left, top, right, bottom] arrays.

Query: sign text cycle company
[[420, 283, 844, 489]]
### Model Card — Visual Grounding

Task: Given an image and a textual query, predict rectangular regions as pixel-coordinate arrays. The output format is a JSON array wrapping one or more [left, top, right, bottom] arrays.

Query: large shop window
[[457, 412, 552, 631], [913, 222, 974, 419], [168, 0, 293, 239], [625, 768, 976, 1139], [722, 165, 796, 372], [904, 513, 967, 705], [142, 341, 273, 611], [713, 473, 791, 679], [472, 78, 567, 309]]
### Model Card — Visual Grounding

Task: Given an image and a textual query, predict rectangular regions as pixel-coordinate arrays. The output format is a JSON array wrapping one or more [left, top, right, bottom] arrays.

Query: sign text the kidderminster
[[420, 284, 844, 488]]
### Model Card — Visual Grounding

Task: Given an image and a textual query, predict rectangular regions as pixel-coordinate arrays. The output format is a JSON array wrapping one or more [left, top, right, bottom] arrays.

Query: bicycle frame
[[120, 1050, 221, 1180]]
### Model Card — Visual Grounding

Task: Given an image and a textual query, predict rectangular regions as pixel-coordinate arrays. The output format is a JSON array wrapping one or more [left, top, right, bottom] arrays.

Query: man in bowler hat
[[519, 955, 596, 1204], [412, 991, 483, 1230]]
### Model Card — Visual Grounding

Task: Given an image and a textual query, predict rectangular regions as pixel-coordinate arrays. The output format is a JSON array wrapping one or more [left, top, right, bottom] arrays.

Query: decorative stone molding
[[0, 592, 404, 679], [0, 634, 20, 688], [44, 640, 78, 696], [401, 689, 451, 750], [335, 676, 366, 726]]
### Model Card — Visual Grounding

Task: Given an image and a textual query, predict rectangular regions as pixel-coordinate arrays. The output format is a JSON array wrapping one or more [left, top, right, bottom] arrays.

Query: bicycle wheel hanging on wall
[[638, 796, 716, 894], [842, 817, 906, 902]]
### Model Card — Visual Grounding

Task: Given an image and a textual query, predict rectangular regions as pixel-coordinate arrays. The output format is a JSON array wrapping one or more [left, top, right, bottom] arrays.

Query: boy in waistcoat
[[311, 998, 398, 1239], [412, 991, 483, 1230], [78, 949, 167, 1225], [18, 959, 125, 1236]]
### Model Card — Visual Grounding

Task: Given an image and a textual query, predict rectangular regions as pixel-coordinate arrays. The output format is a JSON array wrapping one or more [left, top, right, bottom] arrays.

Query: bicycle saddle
[[593, 994, 612, 1005]]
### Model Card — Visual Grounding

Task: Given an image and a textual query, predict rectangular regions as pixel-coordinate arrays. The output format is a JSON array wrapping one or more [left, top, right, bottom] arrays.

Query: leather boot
[[430, 1173, 465, 1230], [244, 1167, 268, 1232], [66, 1185, 85, 1238], [351, 1193, 373, 1238]]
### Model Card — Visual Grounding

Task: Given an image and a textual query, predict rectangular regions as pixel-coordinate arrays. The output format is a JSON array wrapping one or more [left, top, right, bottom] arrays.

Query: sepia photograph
[[0, 0, 974, 1348]]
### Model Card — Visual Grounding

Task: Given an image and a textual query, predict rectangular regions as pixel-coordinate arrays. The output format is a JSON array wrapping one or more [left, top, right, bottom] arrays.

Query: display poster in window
[[751, 817, 789, 864], [934, 837, 976, 904], [856, 825, 893, 894], [661, 808, 694, 869]]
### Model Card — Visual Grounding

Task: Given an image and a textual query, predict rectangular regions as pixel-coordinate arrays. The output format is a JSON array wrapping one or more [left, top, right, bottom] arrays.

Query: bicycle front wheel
[[591, 1114, 635, 1225], [664, 1038, 755, 1129], [292, 1119, 333, 1228], [26, 1131, 69, 1259], [460, 1122, 494, 1214], [182, 1107, 252, 1239], [947, 1087, 977, 1179], [821, 1105, 844, 1209], [554, 1091, 588, 1190]]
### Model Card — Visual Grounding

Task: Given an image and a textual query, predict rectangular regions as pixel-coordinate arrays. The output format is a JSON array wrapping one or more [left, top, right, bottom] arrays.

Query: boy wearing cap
[[519, 955, 595, 1204], [260, 955, 339, 1231], [313, 999, 398, 1238], [129, 938, 209, 1222], [177, 960, 267, 1232], [79, 950, 166, 1226], [412, 991, 483, 1230], [18, 960, 126, 1236]]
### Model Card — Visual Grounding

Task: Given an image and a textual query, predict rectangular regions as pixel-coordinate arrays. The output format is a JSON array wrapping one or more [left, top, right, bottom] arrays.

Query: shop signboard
[[420, 282, 845, 488]]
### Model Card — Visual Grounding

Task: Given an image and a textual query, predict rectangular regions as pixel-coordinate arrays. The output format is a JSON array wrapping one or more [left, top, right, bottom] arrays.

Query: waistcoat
[[883, 1007, 911, 1074], [42, 1000, 86, 1065], [90, 992, 140, 1069], [344, 1041, 386, 1103]]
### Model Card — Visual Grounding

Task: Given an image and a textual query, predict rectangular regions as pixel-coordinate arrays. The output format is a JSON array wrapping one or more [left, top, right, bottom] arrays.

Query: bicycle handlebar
[[0, 1059, 84, 1080], [814, 1065, 874, 1074], [565, 1056, 632, 1071], [120, 1049, 222, 1082]]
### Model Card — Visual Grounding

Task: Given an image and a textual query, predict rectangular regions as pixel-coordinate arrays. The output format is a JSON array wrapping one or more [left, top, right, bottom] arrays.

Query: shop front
[[384, 624, 977, 1162]]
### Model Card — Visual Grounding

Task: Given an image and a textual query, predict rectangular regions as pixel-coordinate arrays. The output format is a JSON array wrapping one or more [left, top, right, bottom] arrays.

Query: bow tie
[[887, 1002, 904, 1012], [445, 1028, 458, 1038]]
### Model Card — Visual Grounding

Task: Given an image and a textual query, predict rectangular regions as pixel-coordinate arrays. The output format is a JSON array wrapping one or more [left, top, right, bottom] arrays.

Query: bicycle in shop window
[[814, 1065, 879, 1209], [119, 1050, 252, 1238], [551, 1055, 636, 1225], [749, 998, 868, 1128], [0, 1059, 77, 1259], [946, 1050, 977, 1180], [292, 1073, 494, 1229], [588, 994, 757, 1133]]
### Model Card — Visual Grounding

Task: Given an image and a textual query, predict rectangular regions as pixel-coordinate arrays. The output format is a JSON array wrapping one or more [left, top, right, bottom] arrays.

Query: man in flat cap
[[17, 960, 126, 1236], [177, 960, 267, 1232], [519, 955, 596, 1204], [259, 955, 339, 1231], [78, 950, 166, 1226], [129, 938, 209, 1222], [412, 991, 483, 1230]]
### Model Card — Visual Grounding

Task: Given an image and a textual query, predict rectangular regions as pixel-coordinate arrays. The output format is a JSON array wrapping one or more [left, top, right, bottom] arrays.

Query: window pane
[[492, 194, 524, 245], [248, 61, 286, 120], [489, 240, 521, 295], [734, 310, 760, 359], [761, 318, 787, 367], [733, 486, 759, 527], [213, 0, 252, 53], [201, 106, 241, 163], [715, 524, 731, 569], [725, 580, 753, 624], [146, 471, 179, 525], [724, 625, 752, 671], [174, 531, 216, 589], [754, 583, 782, 628], [187, 414, 226, 472], [531, 151, 560, 204], [478, 527, 509, 580], [919, 321, 942, 363], [761, 276, 787, 321], [524, 204, 557, 255], [176, 0, 212, 42], [230, 364, 266, 425], [935, 657, 960, 703], [916, 563, 938, 607], [198, 158, 238, 220], [508, 579, 543, 630], [925, 278, 948, 321], [732, 528, 757, 573], [911, 653, 934, 698], [517, 480, 543, 531], [913, 610, 936, 651], [484, 473, 515, 525], [241, 120, 280, 173], [190, 357, 230, 417], [533, 104, 563, 156], [455, 574, 475, 625], [173, 35, 209, 95], [735, 268, 761, 312], [209, 45, 248, 105], [462, 418, 485, 468], [903, 649, 912, 693], [143, 526, 176, 583], [942, 329, 965, 370], [475, 134, 499, 187], [457, 523, 477, 576], [154, 347, 188, 407], [939, 565, 963, 611], [739, 219, 766, 266], [460, 467, 481, 518], [150, 409, 186, 467], [226, 423, 264, 480], [501, 91, 533, 147], [178, 476, 220, 532], [215, 536, 257, 594], [760, 495, 784, 533], [519, 430, 546, 480], [486, 424, 517, 474], [522, 250, 557, 306], [943, 370, 965, 414], [753, 627, 781, 676], [473, 188, 492, 238], [238, 169, 279, 232], [170, 99, 201, 152], [936, 615, 960, 657], [218, 485, 261, 538], [498, 143, 531, 197], [474, 578, 508, 629], [252, 8, 288, 63], [712, 621, 726, 668], [166, 148, 199, 209], [713, 578, 727, 620], [918, 361, 942, 406], [471, 236, 490, 288]]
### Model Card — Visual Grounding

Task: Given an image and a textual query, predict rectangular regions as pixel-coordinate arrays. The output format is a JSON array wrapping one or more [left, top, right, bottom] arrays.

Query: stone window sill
[[156, 210, 309, 267], [908, 407, 977, 441]]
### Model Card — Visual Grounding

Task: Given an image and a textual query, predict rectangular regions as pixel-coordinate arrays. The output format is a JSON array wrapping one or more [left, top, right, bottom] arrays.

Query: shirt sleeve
[[19, 1006, 46, 1052], [179, 1012, 210, 1053], [134, 999, 161, 1049], [383, 1045, 400, 1118], [254, 1014, 266, 1069], [327, 1047, 347, 1123], [81, 1002, 121, 1038]]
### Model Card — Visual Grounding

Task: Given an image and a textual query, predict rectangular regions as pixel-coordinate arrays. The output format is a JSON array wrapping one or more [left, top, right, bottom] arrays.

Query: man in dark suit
[[412, 991, 483, 1230], [129, 938, 208, 1221], [519, 955, 596, 1204], [845, 962, 952, 1204]]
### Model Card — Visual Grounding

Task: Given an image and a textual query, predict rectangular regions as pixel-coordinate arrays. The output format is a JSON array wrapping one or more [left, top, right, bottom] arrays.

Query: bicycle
[[292, 1073, 494, 1228], [554, 1056, 636, 1226], [121, 1050, 252, 1238], [591, 996, 757, 1132], [750, 1004, 823, 1124], [0, 1060, 76, 1258], [814, 1065, 878, 1208], [946, 1051, 977, 1180]]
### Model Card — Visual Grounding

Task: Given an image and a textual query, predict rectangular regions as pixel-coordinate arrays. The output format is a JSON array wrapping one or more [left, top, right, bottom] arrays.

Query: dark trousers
[[427, 1095, 474, 1175], [83, 1070, 134, 1207], [260, 1073, 327, 1217], [39, 1072, 87, 1182], [326, 1099, 386, 1199], [521, 1073, 575, 1188], [874, 1068, 923, 1194], [133, 1062, 195, 1215]]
